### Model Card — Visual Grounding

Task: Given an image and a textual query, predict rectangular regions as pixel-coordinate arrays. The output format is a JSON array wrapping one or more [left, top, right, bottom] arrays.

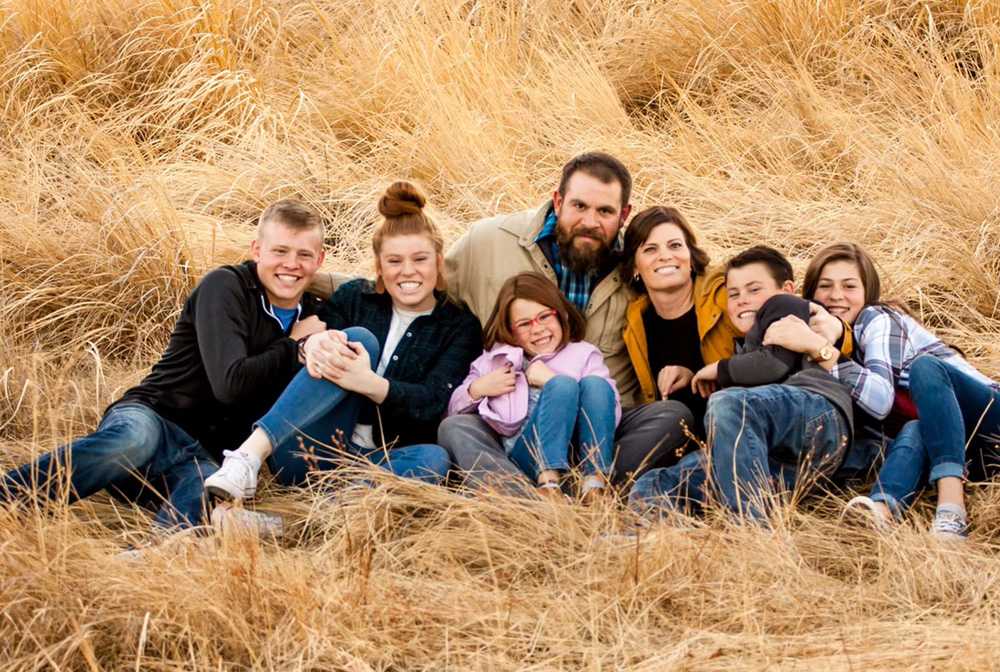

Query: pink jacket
[[447, 341, 622, 436]]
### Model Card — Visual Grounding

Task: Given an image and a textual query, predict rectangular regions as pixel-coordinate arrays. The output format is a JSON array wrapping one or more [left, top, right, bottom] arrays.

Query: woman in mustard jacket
[[620, 206, 851, 439]]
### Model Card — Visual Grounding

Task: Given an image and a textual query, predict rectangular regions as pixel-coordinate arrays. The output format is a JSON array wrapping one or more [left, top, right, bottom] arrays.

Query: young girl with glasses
[[447, 272, 621, 500]]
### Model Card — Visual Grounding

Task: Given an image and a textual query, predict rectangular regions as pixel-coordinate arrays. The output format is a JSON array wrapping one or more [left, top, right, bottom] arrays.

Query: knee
[[438, 414, 478, 446], [343, 326, 380, 362], [414, 444, 451, 478], [645, 399, 695, 430], [542, 375, 579, 399], [579, 376, 614, 401], [909, 354, 946, 384], [705, 389, 744, 422], [888, 420, 923, 455], [103, 408, 162, 467]]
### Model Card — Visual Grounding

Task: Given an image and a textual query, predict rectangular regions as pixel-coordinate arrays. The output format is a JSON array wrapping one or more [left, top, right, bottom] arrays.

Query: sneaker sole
[[204, 477, 255, 501]]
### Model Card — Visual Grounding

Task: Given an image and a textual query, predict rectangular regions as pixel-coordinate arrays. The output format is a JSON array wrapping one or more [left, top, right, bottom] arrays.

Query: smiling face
[[509, 298, 563, 356], [633, 222, 694, 293], [251, 220, 325, 309], [376, 233, 440, 312], [726, 262, 795, 334], [812, 259, 866, 324], [551, 171, 630, 273]]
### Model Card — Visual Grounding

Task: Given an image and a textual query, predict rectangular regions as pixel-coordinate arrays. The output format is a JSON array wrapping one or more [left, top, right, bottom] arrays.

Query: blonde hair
[[257, 199, 323, 238]]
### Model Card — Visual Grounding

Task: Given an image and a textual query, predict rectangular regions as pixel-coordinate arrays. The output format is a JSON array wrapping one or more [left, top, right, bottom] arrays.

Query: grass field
[[2, 0, 1000, 668]]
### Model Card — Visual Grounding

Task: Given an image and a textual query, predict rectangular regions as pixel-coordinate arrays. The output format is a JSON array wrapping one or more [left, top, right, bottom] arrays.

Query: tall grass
[[2, 0, 1000, 668]]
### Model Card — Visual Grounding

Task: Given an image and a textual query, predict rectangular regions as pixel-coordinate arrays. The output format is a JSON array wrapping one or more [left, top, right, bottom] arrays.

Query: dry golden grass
[[3, 0, 1000, 668]]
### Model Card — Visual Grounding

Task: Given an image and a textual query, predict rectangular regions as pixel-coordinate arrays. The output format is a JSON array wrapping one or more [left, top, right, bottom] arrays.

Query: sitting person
[[619, 206, 740, 441], [205, 181, 482, 500], [629, 246, 852, 521], [439, 152, 691, 487], [766, 242, 999, 539], [1, 199, 328, 534], [446, 272, 621, 501]]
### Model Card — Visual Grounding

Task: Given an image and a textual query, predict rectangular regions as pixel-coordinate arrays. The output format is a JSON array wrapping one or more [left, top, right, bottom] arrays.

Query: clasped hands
[[302, 328, 375, 392], [469, 360, 557, 400]]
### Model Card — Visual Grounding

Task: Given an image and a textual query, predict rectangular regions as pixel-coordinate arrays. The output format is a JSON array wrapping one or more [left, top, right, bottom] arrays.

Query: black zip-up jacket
[[317, 279, 483, 448], [116, 261, 322, 460]]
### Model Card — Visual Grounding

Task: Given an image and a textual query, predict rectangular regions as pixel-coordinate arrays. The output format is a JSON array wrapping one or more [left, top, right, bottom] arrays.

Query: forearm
[[717, 350, 794, 387], [356, 371, 390, 404]]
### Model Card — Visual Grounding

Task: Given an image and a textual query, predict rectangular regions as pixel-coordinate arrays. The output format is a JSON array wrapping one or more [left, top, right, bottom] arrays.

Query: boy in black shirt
[[630, 246, 851, 521], [1, 200, 326, 534]]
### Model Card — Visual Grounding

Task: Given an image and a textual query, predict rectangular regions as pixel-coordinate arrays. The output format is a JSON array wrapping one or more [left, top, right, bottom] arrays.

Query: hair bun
[[378, 181, 426, 218]]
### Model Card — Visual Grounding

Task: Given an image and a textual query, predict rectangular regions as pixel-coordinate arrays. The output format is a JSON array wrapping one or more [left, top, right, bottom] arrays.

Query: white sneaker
[[841, 495, 893, 532], [204, 450, 261, 500], [211, 504, 284, 539]]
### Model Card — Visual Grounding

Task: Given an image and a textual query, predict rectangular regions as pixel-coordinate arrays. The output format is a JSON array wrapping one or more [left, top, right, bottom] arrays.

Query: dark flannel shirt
[[317, 279, 483, 448], [535, 206, 622, 313]]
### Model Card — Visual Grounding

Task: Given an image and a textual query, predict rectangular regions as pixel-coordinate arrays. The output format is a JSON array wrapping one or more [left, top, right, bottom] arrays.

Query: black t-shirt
[[643, 304, 707, 435]]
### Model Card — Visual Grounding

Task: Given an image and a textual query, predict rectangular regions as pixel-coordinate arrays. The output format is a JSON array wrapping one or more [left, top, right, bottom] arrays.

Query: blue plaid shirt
[[535, 206, 621, 313]]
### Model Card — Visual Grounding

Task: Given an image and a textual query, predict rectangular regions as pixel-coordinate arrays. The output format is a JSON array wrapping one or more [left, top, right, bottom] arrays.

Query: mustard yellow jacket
[[623, 268, 740, 404]]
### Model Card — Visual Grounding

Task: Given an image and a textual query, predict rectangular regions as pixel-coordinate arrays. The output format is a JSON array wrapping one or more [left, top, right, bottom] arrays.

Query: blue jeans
[[506, 375, 617, 482], [256, 326, 449, 486], [705, 385, 848, 521], [868, 420, 926, 517], [629, 449, 711, 516], [908, 355, 1000, 483], [0, 403, 217, 530]]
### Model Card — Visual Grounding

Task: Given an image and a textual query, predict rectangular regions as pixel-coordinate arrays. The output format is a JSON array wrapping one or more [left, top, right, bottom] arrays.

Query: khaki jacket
[[444, 201, 641, 406]]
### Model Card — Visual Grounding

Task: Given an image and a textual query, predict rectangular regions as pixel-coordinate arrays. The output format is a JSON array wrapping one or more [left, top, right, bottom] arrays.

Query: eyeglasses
[[512, 309, 559, 334]]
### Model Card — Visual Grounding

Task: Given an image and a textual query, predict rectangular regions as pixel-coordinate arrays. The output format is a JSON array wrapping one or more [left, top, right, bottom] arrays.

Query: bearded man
[[440, 152, 694, 490]]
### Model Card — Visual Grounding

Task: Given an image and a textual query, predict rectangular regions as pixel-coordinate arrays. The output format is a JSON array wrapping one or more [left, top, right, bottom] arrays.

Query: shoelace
[[933, 511, 968, 537]]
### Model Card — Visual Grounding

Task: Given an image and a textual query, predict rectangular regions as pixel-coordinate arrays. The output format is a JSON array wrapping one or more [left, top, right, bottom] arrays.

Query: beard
[[556, 227, 613, 274]]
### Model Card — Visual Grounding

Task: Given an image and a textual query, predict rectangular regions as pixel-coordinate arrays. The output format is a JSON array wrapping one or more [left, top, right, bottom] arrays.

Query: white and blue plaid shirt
[[834, 304, 997, 420]]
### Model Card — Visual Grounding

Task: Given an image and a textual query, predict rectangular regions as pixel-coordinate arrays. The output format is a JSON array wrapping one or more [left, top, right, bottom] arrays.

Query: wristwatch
[[813, 344, 837, 363]]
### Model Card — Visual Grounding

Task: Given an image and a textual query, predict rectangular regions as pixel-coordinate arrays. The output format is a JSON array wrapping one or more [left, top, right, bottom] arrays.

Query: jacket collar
[[359, 281, 455, 319], [500, 201, 552, 248]]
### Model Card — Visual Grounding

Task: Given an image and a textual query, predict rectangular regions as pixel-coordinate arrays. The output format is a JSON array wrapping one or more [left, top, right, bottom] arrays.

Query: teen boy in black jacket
[[1, 200, 326, 531]]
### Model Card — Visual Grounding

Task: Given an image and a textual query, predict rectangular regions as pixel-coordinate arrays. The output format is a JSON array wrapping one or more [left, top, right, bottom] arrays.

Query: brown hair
[[558, 152, 632, 209], [620, 206, 710, 290], [801, 242, 881, 307], [483, 272, 586, 349], [372, 181, 446, 292], [257, 199, 324, 236], [725, 245, 794, 285]]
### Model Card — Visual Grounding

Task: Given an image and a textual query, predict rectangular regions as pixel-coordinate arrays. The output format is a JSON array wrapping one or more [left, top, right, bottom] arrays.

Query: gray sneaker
[[930, 508, 969, 541], [211, 504, 284, 539]]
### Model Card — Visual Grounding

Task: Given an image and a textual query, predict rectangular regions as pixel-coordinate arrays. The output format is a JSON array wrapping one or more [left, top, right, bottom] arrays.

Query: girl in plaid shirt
[[766, 242, 998, 539]]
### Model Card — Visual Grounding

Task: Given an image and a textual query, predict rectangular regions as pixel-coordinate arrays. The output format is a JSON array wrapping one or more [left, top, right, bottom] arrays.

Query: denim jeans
[[439, 400, 695, 494], [506, 375, 617, 482], [0, 402, 217, 530], [256, 326, 449, 486], [868, 420, 926, 517], [705, 385, 848, 521], [629, 449, 711, 516], [908, 355, 1000, 483]]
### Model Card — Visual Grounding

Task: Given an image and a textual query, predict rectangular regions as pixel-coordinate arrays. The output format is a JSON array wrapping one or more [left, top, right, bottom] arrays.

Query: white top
[[351, 305, 433, 450]]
